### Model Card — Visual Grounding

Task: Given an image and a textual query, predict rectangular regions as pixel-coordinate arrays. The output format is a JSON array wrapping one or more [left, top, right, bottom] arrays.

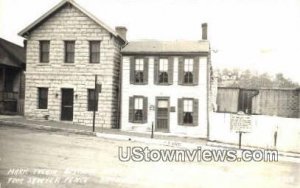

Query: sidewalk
[[0, 115, 207, 146], [0, 115, 300, 162]]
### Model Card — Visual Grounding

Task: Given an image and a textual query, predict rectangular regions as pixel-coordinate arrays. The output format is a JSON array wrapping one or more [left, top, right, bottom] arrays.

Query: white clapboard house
[[120, 24, 211, 137]]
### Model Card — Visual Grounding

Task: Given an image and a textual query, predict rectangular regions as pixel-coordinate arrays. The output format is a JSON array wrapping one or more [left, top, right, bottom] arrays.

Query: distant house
[[120, 24, 212, 137], [0, 38, 25, 115], [18, 0, 126, 127]]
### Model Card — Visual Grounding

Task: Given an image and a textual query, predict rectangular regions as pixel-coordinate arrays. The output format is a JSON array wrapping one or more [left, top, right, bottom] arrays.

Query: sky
[[0, 0, 300, 83]]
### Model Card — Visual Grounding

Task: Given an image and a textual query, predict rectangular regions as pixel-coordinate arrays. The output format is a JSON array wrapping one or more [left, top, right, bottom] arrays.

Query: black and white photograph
[[0, 0, 299, 187]]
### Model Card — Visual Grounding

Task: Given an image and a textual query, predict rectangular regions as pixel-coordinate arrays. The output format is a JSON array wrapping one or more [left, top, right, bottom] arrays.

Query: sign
[[230, 111, 252, 132], [149, 105, 155, 111], [170, 106, 176, 112], [95, 84, 102, 93]]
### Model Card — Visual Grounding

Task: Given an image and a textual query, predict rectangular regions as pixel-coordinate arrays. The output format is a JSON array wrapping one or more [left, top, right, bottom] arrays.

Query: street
[[0, 125, 299, 188]]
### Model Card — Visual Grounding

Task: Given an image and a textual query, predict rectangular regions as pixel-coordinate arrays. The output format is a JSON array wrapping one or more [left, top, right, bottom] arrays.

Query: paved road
[[0, 125, 299, 188]]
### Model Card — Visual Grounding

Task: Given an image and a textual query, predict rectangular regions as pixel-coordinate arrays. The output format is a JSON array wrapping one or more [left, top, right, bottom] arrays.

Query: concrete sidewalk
[[0, 115, 299, 162]]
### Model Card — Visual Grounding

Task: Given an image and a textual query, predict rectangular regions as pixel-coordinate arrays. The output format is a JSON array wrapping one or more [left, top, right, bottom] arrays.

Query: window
[[134, 97, 143, 121], [159, 59, 168, 84], [38, 88, 48, 109], [184, 59, 193, 84], [64, 41, 75, 63], [88, 89, 98, 111], [135, 59, 144, 83], [183, 99, 193, 124], [40, 41, 50, 63], [89, 41, 100, 63]]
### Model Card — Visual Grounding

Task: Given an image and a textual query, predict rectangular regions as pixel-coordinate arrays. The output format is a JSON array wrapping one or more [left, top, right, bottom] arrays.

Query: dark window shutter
[[178, 98, 183, 125], [168, 57, 174, 85], [130, 57, 135, 84], [154, 57, 159, 84], [178, 57, 184, 85], [129, 96, 134, 122], [193, 98, 199, 126], [193, 56, 199, 85], [143, 97, 148, 123], [143, 57, 148, 84]]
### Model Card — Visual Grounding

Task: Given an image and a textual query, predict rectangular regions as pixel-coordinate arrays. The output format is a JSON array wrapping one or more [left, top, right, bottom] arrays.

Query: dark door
[[155, 98, 169, 132], [61, 88, 74, 121]]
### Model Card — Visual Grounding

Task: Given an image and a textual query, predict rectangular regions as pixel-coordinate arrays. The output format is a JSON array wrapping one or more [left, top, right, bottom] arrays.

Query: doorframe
[[60, 88, 74, 121], [155, 96, 170, 132]]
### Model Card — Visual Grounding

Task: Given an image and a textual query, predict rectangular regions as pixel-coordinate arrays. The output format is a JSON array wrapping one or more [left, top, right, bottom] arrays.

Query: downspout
[[206, 50, 211, 140]]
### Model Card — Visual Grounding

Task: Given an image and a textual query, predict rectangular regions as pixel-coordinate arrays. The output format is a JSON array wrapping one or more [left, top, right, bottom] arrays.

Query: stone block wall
[[24, 3, 123, 127]]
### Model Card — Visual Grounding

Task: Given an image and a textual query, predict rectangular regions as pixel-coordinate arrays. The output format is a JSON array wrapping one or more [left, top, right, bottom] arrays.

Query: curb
[[0, 120, 96, 136]]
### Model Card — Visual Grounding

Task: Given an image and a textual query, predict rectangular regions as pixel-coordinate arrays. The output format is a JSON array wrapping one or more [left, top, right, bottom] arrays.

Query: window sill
[[131, 121, 146, 124], [181, 123, 196, 126], [37, 63, 50, 66], [156, 83, 172, 86], [131, 83, 148, 85], [180, 83, 198, 86], [63, 63, 75, 66]]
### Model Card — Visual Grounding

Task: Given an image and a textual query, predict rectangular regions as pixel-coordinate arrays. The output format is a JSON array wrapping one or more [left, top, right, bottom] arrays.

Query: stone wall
[[25, 3, 122, 127]]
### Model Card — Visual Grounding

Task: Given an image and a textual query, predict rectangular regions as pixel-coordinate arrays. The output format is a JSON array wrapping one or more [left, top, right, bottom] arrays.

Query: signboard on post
[[230, 111, 252, 133]]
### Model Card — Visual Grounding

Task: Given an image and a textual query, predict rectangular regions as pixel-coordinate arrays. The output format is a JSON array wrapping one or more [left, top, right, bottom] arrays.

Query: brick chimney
[[202, 23, 207, 40], [115, 26, 127, 40]]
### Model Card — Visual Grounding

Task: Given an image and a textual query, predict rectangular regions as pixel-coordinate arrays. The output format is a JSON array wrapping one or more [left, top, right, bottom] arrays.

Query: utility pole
[[92, 75, 97, 132]]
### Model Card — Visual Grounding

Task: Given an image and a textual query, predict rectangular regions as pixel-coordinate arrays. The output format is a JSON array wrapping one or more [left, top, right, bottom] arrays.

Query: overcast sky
[[0, 0, 300, 83]]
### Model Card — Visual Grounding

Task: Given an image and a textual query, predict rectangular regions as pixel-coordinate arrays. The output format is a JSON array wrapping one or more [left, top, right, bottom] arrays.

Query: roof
[[121, 40, 210, 55], [0, 38, 25, 68], [18, 0, 126, 43]]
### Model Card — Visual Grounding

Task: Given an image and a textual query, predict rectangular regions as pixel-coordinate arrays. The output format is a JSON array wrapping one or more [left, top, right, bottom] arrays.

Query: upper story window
[[135, 59, 144, 83], [183, 99, 193, 124], [178, 57, 199, 85], [159, 59, 168, 84], [89, 41, 100, 63], [64, 41, 75, 63], [130, 57, 148, 85], [38, 87, 48, 109], [154, 57, 173, 85], [184, 59, 193, 84], [39, 41, 50, 63]]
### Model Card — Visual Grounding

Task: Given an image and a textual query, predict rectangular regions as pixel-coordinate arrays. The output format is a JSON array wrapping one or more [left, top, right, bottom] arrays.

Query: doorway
[[61, 88, 74, 121]]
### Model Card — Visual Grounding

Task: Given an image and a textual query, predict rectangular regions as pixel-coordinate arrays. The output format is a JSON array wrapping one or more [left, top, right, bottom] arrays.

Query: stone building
[[18, 0, 126, 128], [120, 24, 212, 138], [0, 38, 26, 115]]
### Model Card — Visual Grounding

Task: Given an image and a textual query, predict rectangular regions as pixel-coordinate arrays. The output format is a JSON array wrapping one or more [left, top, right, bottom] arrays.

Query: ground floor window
[[88, 89, 98, 111], [134, 97, 143, 121], [129, 96, 148, 123], [178, 98, 198, 126], [183, 99, 193, 124], [38, 88, 48, 109]]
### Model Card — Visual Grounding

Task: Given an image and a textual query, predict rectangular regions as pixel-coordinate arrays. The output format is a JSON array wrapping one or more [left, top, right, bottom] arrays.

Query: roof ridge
[[18, 0, 126, 42]]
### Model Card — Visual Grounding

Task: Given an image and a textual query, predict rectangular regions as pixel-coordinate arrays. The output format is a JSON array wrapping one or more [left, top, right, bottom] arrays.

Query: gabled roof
[[18, 0, 126, 42], [0, 38, 25, 68], [121, 40, 210, 55]]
